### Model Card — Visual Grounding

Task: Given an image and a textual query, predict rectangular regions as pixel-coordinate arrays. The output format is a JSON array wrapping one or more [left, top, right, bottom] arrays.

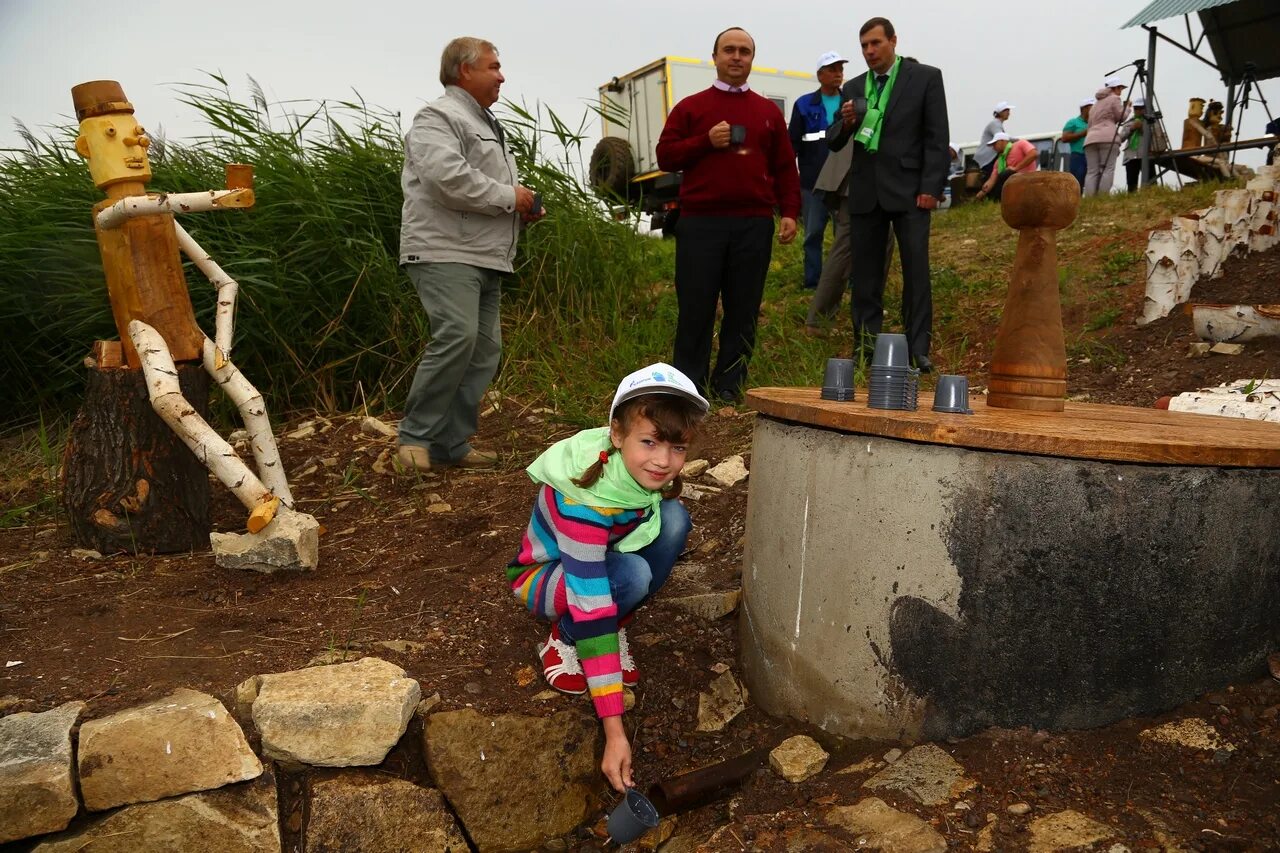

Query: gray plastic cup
[[607, 788, 660, 844], [821, 358, 856, 402], [872, 333, 910, 368], [932, 374, 973, 414]]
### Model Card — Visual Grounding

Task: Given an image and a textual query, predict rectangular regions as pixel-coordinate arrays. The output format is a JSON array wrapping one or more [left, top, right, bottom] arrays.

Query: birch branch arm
[[96, 188, 255, 230], [175, 221, 238, 359], [202, 337, 294, 507], [129, 319, 277, 528]]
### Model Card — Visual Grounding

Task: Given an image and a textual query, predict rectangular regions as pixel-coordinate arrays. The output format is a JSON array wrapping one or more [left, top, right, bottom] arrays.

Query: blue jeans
[[1069, 151, 1087, 192], [558, 499, 691, 642], [801, 189, 830, 290]]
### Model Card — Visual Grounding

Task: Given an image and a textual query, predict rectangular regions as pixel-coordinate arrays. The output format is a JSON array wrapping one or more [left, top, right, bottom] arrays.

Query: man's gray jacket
[[399, 85, 520, 272]]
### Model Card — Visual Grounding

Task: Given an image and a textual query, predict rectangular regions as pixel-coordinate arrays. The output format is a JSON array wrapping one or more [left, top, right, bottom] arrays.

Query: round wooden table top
[[746, 387, 1280, 468]]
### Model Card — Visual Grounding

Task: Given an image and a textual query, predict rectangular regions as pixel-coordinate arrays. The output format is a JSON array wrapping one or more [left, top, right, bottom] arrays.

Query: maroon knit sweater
[[656, 87, 801, 219]]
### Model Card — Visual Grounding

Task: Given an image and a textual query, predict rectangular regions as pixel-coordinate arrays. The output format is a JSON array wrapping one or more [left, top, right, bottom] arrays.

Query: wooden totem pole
[[62, 81, 315, 560], [986, 171, 1080, 411]]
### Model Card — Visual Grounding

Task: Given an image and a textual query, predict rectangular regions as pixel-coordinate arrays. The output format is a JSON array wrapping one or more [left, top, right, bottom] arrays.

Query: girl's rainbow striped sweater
[[507, 484, 647, 718]]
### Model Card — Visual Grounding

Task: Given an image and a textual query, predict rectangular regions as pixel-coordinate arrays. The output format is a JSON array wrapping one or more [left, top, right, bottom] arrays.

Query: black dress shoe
[[913, 355, 934, 373]]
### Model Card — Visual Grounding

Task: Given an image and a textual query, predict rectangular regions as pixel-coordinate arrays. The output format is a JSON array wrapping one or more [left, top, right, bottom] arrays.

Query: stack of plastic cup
[[867, 333, 919, 411]]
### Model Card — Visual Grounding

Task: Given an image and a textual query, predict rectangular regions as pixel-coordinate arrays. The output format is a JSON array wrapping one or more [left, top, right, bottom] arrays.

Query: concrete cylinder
[[740, 416, 1280, 741]]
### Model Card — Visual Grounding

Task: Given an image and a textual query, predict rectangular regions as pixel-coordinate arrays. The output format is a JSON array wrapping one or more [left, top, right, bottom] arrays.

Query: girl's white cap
[[610, 363, 710, 421]]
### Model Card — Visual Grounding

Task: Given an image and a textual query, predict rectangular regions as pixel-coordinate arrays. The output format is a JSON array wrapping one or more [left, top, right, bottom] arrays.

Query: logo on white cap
[[609, 363, 709, 422], [816, 51, 847, 71], [993, 100, 1015, 114], [1103, 75, 1127, 89]]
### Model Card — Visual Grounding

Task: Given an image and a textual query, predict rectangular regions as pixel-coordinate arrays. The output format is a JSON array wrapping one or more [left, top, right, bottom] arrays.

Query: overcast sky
[[2, 0, 1275, 166]]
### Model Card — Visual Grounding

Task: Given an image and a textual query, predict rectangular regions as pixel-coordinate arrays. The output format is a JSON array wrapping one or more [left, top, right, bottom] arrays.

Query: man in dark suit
[[827, 17, 949, 371]]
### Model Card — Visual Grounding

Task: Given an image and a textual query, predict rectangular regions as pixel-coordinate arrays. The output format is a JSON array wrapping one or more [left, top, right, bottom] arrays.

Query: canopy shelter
[[1120, 0, 1278, 185]]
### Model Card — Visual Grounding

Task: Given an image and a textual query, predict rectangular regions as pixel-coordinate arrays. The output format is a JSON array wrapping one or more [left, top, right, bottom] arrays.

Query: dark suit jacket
[[827, 60, 949, 213]]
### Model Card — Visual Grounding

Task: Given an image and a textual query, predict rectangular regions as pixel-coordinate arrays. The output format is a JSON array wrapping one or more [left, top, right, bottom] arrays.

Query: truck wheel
[[590, 137, 635, 198]]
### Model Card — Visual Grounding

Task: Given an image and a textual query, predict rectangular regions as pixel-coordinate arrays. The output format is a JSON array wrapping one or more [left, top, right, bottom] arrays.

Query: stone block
[[423, 708, 597, 853], [306, 771, 466, 852], [862, 744, 975, 806], [78, 689, 260, 811], [0, 701, 83, 843], [32, 772, 279, 852], [696, 670, 746, 732], [667, 589, 741, 621], [252, 656, 420, 766]]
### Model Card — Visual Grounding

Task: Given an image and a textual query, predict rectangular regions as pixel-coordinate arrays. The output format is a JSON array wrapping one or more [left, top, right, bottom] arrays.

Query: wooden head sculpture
[[986, 171, 1080, 411]]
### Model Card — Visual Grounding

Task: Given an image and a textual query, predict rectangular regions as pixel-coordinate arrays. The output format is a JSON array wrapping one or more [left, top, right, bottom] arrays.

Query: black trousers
[[1125, 158, 1155, 192], [672, 215, 774, 400], [847, 201, 933, 362]]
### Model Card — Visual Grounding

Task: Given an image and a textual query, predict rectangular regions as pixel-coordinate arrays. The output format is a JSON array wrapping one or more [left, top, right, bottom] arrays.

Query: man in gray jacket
[[397, 37, 540, 473]]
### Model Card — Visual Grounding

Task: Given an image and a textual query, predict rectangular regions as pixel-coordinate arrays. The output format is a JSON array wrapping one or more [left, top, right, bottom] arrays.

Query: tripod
[[1102, 58, 1180, 191], [1226, 62, 1274, 169]]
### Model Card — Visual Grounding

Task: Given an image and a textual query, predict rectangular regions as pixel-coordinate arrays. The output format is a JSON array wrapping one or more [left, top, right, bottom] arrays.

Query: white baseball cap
[[1103, 75, 1127, 89], [948, 140, 962, 154], [1132, 96, 1146, 107], [816, 51, 847, 71], [1080, 96, 1096, 108], [610, 363, 709, 421], [993, 100, 1015, 113], [992, 131, 1011, 142]]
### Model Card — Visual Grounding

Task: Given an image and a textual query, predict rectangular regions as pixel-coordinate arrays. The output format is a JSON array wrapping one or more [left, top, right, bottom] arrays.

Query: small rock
[[705, 455, 749, 488], [1008, 802, 1032, 815], [825, 797, 946, 852], [769, 735, 829, 783], [1139, 718, 1234, 752], [863, 744, 976, 806], [427, 502, 452, 514], [70, 548, 102, 561], [667, 589, 741, 621], [359, 416, 397, 438], [371, 448, 392, 475], [680, 459, 710, 478], [286, 424, 316, 440], [695, 670, 745, 732], [229, 428, 250, 443], [211, 507, 320, 573], [836, 756, 879, 776], [532, 690, 560, 701], [1028, 809, 1116, 852], [416, 693, 442, 716], [883, 747, 903, 763], [1209, 342, 1245, 356], [1185, 342, 1212, 358], [464, 682, 482, 695]]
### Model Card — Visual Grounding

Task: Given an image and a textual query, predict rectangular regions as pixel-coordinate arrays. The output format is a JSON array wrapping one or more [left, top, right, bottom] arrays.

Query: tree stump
[[62, 341, 212, 554]]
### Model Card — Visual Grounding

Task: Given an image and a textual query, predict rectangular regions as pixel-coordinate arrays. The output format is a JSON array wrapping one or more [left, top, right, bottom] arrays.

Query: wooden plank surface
[[746, 387, 1280, 468]]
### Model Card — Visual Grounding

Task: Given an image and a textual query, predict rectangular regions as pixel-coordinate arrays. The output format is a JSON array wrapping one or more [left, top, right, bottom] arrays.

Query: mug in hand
[[851, 96, 868, 116], [730, 124, 747, 145]]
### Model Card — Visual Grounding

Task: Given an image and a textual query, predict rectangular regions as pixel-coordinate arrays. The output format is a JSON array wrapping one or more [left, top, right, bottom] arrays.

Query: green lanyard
[[854, 57, 902, 154]]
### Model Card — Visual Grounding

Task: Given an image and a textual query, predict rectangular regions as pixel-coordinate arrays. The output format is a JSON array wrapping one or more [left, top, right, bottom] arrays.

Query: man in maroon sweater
[[656, 27, 801, 404]]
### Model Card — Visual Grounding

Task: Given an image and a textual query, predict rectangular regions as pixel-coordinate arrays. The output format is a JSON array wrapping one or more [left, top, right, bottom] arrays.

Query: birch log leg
[[129, 319, 280, 533], [202, 337, 294, 506], [62, 341, 211, 554]]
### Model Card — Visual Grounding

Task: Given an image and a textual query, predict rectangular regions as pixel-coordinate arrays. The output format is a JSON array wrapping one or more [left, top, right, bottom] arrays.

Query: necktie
[[876, 74, 888, 93]]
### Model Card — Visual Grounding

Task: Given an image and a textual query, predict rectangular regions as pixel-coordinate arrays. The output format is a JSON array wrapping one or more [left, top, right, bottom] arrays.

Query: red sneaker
[[619, 626, 638, 686], [539, 624, 587, 695]]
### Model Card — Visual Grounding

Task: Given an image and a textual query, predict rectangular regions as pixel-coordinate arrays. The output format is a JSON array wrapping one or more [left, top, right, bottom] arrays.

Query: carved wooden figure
[[64, 80, 314, 555], [986, 171, 1080, 412]]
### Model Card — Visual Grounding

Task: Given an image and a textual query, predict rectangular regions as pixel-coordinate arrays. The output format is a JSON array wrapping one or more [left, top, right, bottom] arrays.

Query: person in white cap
[[1082, 76, 1130, 196], [790, 50, 848, 290], [974, 100, 1014, 183], [1061, 97, 1094, 191], [507, 362, 709, 793], [975, 132, 1039, 201], [948, 140, 964, 178], [1119, 96, 1167, 190]]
